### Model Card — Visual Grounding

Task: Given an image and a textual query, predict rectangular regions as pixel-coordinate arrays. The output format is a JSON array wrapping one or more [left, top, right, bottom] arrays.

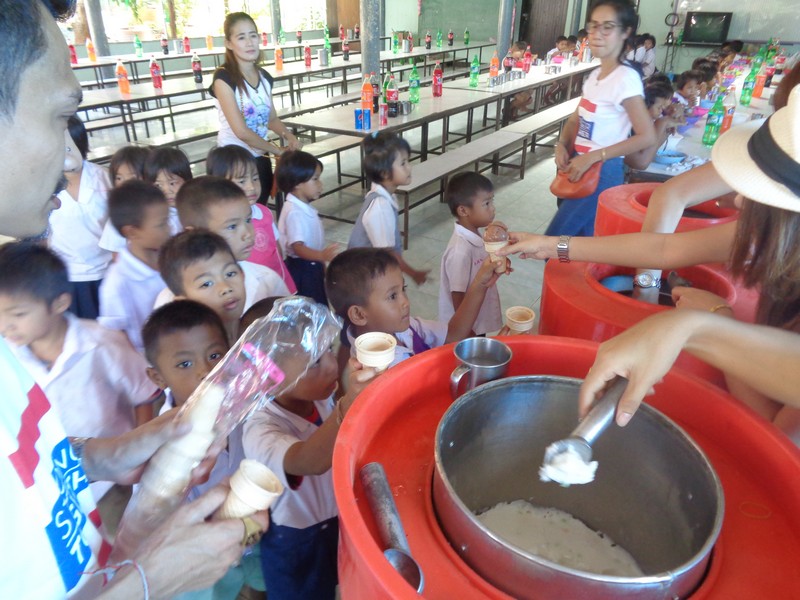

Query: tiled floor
[[83, 89, 562, 328]]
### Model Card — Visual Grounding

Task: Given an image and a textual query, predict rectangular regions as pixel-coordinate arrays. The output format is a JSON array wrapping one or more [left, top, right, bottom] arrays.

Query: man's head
[[326, 248, 409, 334], [0, 0, 83, 239], [445, 171, 495, 228], [142, 299, 230, 406], [108, 180, 171, 251], [158, 229, 245, 323], [0, 242, 71, 346], [176, 176, 254, 261]]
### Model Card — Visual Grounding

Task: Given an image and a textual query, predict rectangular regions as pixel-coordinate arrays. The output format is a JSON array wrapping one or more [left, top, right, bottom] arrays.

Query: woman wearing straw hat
[[499, 88, 800, 441]]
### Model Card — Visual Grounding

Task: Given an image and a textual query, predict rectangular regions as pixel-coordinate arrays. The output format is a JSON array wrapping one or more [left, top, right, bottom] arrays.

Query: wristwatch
[[556, 235, 571, 263], [633, 272, 661, 288]]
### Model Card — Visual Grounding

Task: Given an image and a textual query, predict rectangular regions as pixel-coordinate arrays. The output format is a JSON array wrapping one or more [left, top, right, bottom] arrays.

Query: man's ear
[[50, 292, 72, 316], [146, 366, 168, 390], [347, 304, 369, 327]]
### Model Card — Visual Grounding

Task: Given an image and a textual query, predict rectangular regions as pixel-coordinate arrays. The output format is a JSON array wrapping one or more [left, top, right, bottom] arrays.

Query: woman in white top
[[210, 12, 301, 205], [545, 0, 656, 238]]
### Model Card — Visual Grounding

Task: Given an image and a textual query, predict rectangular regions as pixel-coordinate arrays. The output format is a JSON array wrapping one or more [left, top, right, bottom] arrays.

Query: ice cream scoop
[[483, 221, 509, 273]]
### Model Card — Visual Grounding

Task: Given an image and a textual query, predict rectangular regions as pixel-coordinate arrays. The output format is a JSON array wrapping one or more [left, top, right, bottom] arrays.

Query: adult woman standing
[[546, 0, 655, 237], [211, 12, 301, 205]]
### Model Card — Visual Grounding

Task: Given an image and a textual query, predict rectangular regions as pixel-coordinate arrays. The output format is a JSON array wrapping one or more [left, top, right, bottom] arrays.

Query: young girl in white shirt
[[546, 0, 656, 238]]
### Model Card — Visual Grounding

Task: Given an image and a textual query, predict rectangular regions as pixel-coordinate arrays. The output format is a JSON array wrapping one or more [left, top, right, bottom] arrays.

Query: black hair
[[691, 59, 718, 84], [646, 72, 673, 87], [643, 34, 656, 47], [275, 150, 323, 194], [567, 35, 578, 44], [555, 35, 567, 43], [239, 296, 281, 335], [175, 176, 248, 229], [110, 145, 151, 184], [67, 114, 89, 159], [643, 82, 674, 108], [511, 41, 528, 53], [722, 40, 744, 53], [588, 0, 639, 62], [445, 171, 494, 217], [0, 242, 70, 304], [142, 299, 228, 367], [143, 146, 193, 184], [325, 248, 400, 319], [578, 29, 588, 39], [158, 229, 238, 296], [108, 179, 168, 235], [675, 69, 703, 92], [361, 132, 412, 185], [0, 0, 75, 119], [206, 144, 257, 179], [221, 12, 263, 101]]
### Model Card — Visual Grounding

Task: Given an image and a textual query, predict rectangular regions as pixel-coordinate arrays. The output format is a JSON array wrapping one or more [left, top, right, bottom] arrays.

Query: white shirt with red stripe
[[574, 64, 643, 155], [1, 337, 108, 599]]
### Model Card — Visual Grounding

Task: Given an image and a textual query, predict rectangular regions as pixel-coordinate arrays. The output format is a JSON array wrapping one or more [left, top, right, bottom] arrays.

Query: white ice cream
[[539, 444, 598, 486]]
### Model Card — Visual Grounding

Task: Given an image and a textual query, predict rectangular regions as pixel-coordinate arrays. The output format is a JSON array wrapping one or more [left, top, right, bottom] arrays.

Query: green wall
[[418, 0, 501, 45]]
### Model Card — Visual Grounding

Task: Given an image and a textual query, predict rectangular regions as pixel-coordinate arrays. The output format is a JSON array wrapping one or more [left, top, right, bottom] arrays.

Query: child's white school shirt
[[277, 194, 326, 258]]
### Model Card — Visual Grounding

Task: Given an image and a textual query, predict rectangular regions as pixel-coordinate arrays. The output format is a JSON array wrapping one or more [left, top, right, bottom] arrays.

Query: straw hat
[[712, 87, 800, 212]]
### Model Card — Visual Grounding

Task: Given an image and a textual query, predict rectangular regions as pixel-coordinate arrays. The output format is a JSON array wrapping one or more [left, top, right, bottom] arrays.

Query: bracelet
[[709, 303, 732, 314], [86, 559, 149, 599]]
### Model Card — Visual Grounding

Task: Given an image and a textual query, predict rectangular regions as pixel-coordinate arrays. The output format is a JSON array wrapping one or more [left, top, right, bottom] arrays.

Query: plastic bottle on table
[[133, 34, 143, 57], [386, 74, 399, 117], [370, 71, 381, 113], [86, 37, 97, 62], [740, 67, 757, 106], [719, 85, 736, 135], [339, 24, 345, 40], [425, 31, 432, 50], [296, 30, 302, 44], [192, 52, 203, 83], [407, 31, 413, 52], [409, 63, 420, 103], [490, 50, 499, 77], [436, 28, 443, 49], [701, 94, 725, 147], [279, 29, 286, 45], [447, 29, 454, 46], [69, 44, 78, 65], [183, 35, 191, 53], [161, 34, 169, 55], [753, 63, 767, 98], [116, 59, 131, 94], [464, 27, 470, 45], [392, 31, 399, 54], [343, 39, 350, 61], [361, 75, 374, 112], [382, 72, 391, 102], [432, 61, 443, 97], [275, 45, 284, 70], [469, 55, 480, 87], [206, 34, 214, 51], [502, 49, 513, 72], [304, 43, 312, 67], [150, 55, 163, 89], [523, 45, 533, 73], [355, 24, 360, 39]]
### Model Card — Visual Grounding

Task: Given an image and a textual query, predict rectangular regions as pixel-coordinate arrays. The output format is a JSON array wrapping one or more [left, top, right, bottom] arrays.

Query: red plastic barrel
[[333, 337, 800, 599]]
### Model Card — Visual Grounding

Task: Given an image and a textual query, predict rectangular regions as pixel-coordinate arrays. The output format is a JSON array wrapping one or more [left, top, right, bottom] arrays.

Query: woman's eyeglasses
[[586, 21, 619, 34]]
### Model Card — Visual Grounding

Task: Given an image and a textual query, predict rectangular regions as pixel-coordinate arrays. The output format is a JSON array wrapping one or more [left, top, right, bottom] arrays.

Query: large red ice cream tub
[[333, 337, 800, 599]]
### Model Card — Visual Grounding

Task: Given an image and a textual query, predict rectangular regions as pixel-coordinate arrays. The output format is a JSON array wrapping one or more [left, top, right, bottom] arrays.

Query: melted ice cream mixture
[[476, 500, 644, 577], [539, 443, 597, 486]]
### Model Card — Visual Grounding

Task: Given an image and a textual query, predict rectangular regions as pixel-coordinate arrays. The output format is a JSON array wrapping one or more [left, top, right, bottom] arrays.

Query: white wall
[[384, 0, 419, 37]]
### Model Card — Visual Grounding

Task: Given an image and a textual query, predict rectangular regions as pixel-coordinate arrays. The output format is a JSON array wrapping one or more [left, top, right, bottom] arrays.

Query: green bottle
[[469, 55, 480, 87], [464, 27, 470, 46], [324, 25, 331, 51], [133, 35, 143, 57], [392, 31, 399, 54], [436, 28, 443, 48], [409, 63, 420, 103], [382, 72, 391, 102], [740, 67, 757, 106], [279, 28, 286, 45], [701, 94, 725, 147]]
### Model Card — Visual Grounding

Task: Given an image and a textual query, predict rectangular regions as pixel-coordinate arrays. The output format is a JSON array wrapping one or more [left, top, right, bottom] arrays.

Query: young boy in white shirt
[[438, 173, 503, 335], [99, 180, 171, 353], [326, 248, 503, 368], [0, 243, 160, 503]]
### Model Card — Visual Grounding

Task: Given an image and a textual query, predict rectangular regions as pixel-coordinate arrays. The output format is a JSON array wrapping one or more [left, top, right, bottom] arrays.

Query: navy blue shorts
[[68, 279, 102, 320], [285, 256, 327, 306]]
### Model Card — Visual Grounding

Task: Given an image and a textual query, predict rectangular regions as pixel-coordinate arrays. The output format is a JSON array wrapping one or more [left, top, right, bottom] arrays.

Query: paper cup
[[354, 332, 397, 372], [484, 241, 509, 273], [217, 459, 284, 519], [505, 306, 535, 333]]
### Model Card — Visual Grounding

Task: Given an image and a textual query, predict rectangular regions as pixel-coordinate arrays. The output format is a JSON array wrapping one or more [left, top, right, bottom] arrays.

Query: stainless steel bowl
[[433, 376, 723, 599]]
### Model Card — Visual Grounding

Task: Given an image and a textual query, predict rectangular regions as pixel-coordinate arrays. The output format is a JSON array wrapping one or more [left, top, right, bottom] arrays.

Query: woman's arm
[[555, 108, 579, 170], [267, 94, 301, 151], [213, 79, 284, 155]]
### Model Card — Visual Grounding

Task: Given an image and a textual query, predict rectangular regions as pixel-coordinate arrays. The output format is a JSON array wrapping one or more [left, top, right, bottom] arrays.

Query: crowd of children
[[0, 111, 532, 598]]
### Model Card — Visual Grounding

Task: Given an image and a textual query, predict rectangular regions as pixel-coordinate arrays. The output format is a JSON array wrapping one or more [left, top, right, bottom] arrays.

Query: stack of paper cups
[[217, 459, 284, 519], [484, 241, 508, 273], [354, 332, 397, 372], [505, 306, 536, 333]]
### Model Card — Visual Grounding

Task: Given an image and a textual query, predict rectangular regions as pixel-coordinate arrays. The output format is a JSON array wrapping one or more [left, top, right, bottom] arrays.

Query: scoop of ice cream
[[483, 221, 509, 243], [539, 444, 598, 486]]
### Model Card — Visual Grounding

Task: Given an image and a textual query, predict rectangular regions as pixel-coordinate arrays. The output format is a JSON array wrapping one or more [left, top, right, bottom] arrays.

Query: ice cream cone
[[484, 241, 509, 273], [505, 306, 535, 333], [216, 459, 284, 519], [354, 332, 397, 372]]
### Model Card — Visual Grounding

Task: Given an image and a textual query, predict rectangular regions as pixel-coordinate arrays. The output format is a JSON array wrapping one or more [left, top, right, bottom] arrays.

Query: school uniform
[[98, 247, 166, 354], [348, 183, 402, 253], [278, 194, 328, 305], [250, 203, 296, 293], [98, 207, 182, 254], [439, 224, 503, 335], [243, 398, 339, 600]]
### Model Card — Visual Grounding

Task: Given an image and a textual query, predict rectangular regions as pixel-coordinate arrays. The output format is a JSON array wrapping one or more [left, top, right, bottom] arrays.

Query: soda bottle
[[68, 44, 78, 65], [134, 35, 143, 57], [775, 48, 786, 74], [489, 50, 499, 77], [149, 56, 163, 89], [740, 67, 757, 106], [425, 31, 432, 50], [296, 30, 302, 44], [339, 24, 345, 40], [382, 72, 391, 102], [523, 45, 533, 73], [324, 27, 332, 52], [386, 74, 399, 117], [192, 52, 203, 83], [361, 75, 374, 112], [432, 61, 443, 97], [392, 32, 399, 54], [701, 94, 725, 147], [753, 63, 767, 98], [752, 46, 766, 71], [407, 32, 413, 52], [161, 34, 169, 55], [469, 55, 480, 87], [86, 37, 97, 62], [304, 44, 312, 67], [354, 24, 360, 39], [206, 34, 214, 51], [436, 29, 443, 49], [116, 59, 131, 94], [183, 35, 191, 53], [370, 71, 380, 113], [502, 49, 513, 72], [464, 27, 470, 45], [279, 29, 286, 45], [719, 86, 736, 135], [342, 39, 350, 61], [447, 29, 454, 46], [765, 60, 776, 88], [275, 46, 284, 70], [409, 63, 420, 103]]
